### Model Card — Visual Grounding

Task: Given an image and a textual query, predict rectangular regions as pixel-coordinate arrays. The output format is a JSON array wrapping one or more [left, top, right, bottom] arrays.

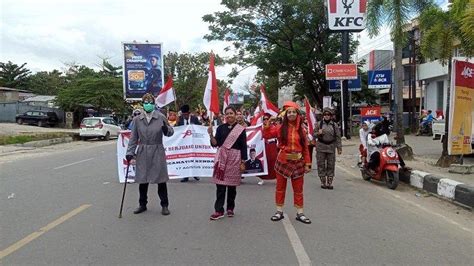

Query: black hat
[[180, 104, 190, 113]]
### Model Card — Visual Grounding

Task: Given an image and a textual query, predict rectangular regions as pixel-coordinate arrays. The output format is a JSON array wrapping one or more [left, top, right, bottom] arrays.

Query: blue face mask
[[143, 103, 155, 113]]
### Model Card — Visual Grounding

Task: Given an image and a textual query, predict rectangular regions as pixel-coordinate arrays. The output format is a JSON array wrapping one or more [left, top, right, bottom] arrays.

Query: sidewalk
[[340, 135, 474, 208]]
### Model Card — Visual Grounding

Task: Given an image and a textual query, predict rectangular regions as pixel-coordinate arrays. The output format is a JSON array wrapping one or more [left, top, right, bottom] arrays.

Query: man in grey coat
[[314, 108, 342, 190], [126, 93, 174, 215]]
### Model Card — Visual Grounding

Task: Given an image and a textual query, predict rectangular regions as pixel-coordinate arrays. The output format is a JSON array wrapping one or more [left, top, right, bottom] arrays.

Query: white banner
[[117, 125, 268, 183]]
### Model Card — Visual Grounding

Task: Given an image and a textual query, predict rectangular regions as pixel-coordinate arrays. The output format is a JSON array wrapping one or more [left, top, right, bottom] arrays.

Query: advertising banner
[[117, 125, 268, 183], [122, 42, 164, 101], [448, 60, 474, 155], [327, 0, 367, 31], [368, 70, 392, 89], [325, 64, 358, 80], [360, 106, 381, 123], [328, 77, 362, 92]]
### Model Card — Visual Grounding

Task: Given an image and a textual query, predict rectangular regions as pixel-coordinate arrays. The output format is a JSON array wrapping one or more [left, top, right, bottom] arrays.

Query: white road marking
[[53, 158, 94, 170], [336, 165, 473, 234], [282, 216, 312, 265]]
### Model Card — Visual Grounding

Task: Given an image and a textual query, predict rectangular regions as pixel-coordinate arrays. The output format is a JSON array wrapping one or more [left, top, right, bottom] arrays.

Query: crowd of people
[[125, 94, 409, 224]]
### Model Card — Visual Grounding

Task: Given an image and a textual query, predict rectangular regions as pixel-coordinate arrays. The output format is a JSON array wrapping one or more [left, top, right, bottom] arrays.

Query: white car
[[79, 117, 121, 141]]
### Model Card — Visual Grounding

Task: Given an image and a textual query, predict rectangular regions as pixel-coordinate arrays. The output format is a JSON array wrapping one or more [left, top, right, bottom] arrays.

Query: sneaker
[[210, 212, 224, 220], [193, 177, 200, 181], [257, 180, 264, 186], [227, 209, 234, 217], [180, 178, 189, 183]]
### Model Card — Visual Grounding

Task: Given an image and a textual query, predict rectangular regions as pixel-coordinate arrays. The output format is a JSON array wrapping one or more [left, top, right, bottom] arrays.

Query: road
[[1, 141, 473, 265]]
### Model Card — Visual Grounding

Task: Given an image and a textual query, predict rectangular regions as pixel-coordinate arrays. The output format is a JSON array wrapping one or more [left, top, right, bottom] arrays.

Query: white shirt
[[367, 133, 390, 158], [359, 128, 370, 149]]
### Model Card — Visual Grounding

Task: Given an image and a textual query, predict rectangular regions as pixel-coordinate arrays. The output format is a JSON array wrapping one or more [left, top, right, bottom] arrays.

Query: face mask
[[143, 103, 155, 113]]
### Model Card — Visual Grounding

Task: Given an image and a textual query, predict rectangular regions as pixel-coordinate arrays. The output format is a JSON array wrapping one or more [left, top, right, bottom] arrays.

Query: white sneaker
[[258, 180, 264, 185]]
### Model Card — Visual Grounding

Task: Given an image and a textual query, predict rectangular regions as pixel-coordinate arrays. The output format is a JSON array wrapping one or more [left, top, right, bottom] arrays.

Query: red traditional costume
[[260, 113, 277, 180], [262, 102, 311, 212]]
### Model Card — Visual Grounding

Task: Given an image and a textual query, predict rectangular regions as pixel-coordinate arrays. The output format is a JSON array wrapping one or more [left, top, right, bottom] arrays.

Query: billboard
[[448, 60, 474, 155], [368, 70, 392, 89], [360, 106, 381, 123], [325, 64, 358, 80], [122, 42, 164, 101], [327, 0, 367, 31], [328, 76, 362, 92]]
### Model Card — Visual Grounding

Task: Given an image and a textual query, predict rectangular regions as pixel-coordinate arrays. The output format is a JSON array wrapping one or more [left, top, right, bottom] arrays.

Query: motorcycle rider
[[417, 110, 436, 135]]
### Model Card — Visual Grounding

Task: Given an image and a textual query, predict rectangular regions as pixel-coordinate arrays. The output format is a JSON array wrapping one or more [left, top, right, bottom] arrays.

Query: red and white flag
[[250, 110, 265, 126], [223, 88, 230, 114], [260, 84, 279, 117], [155, 76, 176, 108], [304, 97, 317, 135], [203, 52, 220, 116]]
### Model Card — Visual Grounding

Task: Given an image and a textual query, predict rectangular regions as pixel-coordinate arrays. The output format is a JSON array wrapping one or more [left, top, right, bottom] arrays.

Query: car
[[16, 110, 59, 127], [79, 117, 122, 141]]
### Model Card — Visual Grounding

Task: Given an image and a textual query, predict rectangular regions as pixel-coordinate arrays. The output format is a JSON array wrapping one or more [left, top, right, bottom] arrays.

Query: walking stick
[[118, 162, 131, 218]]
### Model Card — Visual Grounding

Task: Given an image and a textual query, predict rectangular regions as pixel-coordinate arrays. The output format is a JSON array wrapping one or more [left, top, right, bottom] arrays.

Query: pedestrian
[[127, 109, 142, 130], [167, 109, 178, 127], [260, 113, 277, 182], [263, 101, 312, 224], [126, 93, 174, 215], [208, 106, 248, 220], [314, 108, 342, 190], [176, 104, 202, 182]]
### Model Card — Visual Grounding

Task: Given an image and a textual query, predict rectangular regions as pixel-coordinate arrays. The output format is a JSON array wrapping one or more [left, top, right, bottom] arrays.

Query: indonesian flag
[[304, 97, 317, 135], [250, 110, 265, 126], [260, 84, 279, 117], [223, 88, 230, 114], [155, 76, 175, 108], [203, 52, 220, 116]]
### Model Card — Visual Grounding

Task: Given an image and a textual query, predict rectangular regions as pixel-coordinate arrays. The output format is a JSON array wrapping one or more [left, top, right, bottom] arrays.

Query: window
[[437, 81, 444, 110]]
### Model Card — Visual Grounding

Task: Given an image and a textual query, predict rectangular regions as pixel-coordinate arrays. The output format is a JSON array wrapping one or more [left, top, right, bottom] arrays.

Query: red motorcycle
[[360, 143, 400, 190]]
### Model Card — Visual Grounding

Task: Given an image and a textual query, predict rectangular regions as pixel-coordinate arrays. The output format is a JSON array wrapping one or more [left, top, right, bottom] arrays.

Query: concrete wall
[[424, 76, 448, 115], [0, 91, 20, 102]]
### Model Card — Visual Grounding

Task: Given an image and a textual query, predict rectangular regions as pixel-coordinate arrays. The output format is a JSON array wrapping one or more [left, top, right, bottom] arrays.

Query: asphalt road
[[1, 141, 473, 265]]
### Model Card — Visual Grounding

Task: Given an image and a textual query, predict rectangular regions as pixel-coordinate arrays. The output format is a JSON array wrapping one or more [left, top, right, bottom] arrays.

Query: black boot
[[133, 206, 147, 214], [161, 206, 170, 215]]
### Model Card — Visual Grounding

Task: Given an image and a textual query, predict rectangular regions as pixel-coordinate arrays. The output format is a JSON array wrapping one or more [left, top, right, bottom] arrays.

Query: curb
[[407, 170, 474, 209]]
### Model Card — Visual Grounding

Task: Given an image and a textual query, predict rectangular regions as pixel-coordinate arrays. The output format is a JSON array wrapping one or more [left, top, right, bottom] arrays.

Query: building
[[0, 87, 34, 102]]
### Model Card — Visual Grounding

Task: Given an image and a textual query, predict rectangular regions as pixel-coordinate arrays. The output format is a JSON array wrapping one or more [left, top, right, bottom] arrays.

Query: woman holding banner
[[208, 106, 248, 220], [263, 101, 312, 224]]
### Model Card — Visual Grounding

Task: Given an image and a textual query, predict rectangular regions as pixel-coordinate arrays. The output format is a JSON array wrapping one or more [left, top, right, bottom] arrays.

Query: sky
[[1, 0, 449, 92]]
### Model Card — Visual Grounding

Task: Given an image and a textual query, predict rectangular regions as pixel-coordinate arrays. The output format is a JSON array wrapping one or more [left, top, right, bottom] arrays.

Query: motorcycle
[[418, 120, 433, 136], [360, 143, 400, 190]]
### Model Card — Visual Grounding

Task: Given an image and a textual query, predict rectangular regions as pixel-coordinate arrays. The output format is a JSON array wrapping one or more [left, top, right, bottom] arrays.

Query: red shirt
[[263, 123, 310, 165]]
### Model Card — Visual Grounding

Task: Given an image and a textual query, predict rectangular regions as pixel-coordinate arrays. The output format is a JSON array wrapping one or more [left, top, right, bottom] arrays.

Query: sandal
[[321, 184, 327, 189], [296, 213, 311, 224], [271, 211, 284, 221]]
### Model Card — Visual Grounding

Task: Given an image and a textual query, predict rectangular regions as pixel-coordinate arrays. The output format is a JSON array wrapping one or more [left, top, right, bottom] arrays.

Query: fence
[[0, 102, 65, 125]]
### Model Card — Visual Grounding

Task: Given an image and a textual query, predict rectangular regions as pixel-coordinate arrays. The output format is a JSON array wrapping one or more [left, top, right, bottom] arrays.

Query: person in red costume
[[261, 113, 277, 181], [263, 101, 312, 224]]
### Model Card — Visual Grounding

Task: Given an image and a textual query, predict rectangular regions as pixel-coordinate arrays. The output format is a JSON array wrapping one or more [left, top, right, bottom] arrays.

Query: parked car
[[79, 117, 122, 141], [16, 110, 59, 127]]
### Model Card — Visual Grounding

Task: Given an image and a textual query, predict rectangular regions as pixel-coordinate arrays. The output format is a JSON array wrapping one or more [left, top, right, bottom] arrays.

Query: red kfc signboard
[[325, 64, 358, 80], [327, 0, 367, 31]]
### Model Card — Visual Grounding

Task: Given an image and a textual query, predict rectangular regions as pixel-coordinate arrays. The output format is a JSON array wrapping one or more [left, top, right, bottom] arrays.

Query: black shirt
[[213, 123, 248, 160]]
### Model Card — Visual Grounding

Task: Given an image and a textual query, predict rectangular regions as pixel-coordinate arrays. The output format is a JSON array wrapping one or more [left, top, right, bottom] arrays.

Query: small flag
[[203, 52, 220, 116], [155, 76, 175, 108]]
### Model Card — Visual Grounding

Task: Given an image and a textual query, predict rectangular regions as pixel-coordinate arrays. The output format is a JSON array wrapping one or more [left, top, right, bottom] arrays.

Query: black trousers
[[139, 183, 168, 207], [214, 184, 236, 213]]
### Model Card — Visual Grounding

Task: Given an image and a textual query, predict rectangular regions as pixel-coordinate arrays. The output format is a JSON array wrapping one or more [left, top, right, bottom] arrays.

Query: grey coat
[[313, 120, 342, 153], [126, 111, 174, 184]]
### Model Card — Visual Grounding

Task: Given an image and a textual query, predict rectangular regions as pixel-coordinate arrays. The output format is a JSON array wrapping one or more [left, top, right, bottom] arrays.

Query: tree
[[203, 0, 357, 107], [163, 51, 228, 111], [366, 0, 433, 148], [0, 61, 31, 89], [28, 70, 66, 95], [56, 77, 126, 113], [99, 59, 123, 78], [419, 0, 474, 167]]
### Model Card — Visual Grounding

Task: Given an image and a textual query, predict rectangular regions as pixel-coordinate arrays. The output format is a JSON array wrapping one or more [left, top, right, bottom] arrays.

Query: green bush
[[0, 133, 70, 145]]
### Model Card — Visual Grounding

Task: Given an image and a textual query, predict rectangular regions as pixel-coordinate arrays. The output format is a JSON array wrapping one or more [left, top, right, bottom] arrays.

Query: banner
[[328, 77, 362, 92], [323, 96, 332, 109], [117, 125, 268, 183], [368, 70, 391, 89], [122, 42, 164, 101], [448, 60, 474, 155]]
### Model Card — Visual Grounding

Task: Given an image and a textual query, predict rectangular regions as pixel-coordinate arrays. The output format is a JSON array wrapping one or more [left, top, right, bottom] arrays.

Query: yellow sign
[[448, 60, 474, 155]]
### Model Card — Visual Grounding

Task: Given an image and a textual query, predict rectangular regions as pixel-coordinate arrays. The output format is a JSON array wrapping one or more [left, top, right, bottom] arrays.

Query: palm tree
[[419, 0, 474, 167], [366, 0, 433, 152]]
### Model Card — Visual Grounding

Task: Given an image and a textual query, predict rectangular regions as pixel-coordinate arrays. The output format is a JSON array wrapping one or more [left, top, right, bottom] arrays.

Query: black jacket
[[176, 115, 201, 126]]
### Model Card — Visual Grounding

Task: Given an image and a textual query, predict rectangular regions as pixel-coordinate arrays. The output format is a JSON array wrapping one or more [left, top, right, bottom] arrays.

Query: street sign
[[329, 76, 361, 92], [325, 64, 358, 80], [323, 96, 332, 109], [327, 0, 367, 31], [368, 70, 392, 89], [360, 106, 381, 123]]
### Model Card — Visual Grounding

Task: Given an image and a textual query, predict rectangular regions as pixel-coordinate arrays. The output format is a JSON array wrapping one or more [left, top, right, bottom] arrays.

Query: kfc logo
[[327, 0, 367, 31]]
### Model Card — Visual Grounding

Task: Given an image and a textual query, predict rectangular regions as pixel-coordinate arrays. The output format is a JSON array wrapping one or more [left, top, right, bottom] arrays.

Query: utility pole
[[341, 31, 351, 139]]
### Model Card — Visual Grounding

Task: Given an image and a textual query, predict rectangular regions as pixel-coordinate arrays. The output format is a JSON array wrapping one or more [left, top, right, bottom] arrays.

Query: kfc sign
[[327, 0, 367, 31]]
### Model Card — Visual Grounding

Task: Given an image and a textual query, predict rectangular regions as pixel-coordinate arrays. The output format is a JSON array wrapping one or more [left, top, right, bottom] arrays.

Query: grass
[[0, 132, 72, 145]]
